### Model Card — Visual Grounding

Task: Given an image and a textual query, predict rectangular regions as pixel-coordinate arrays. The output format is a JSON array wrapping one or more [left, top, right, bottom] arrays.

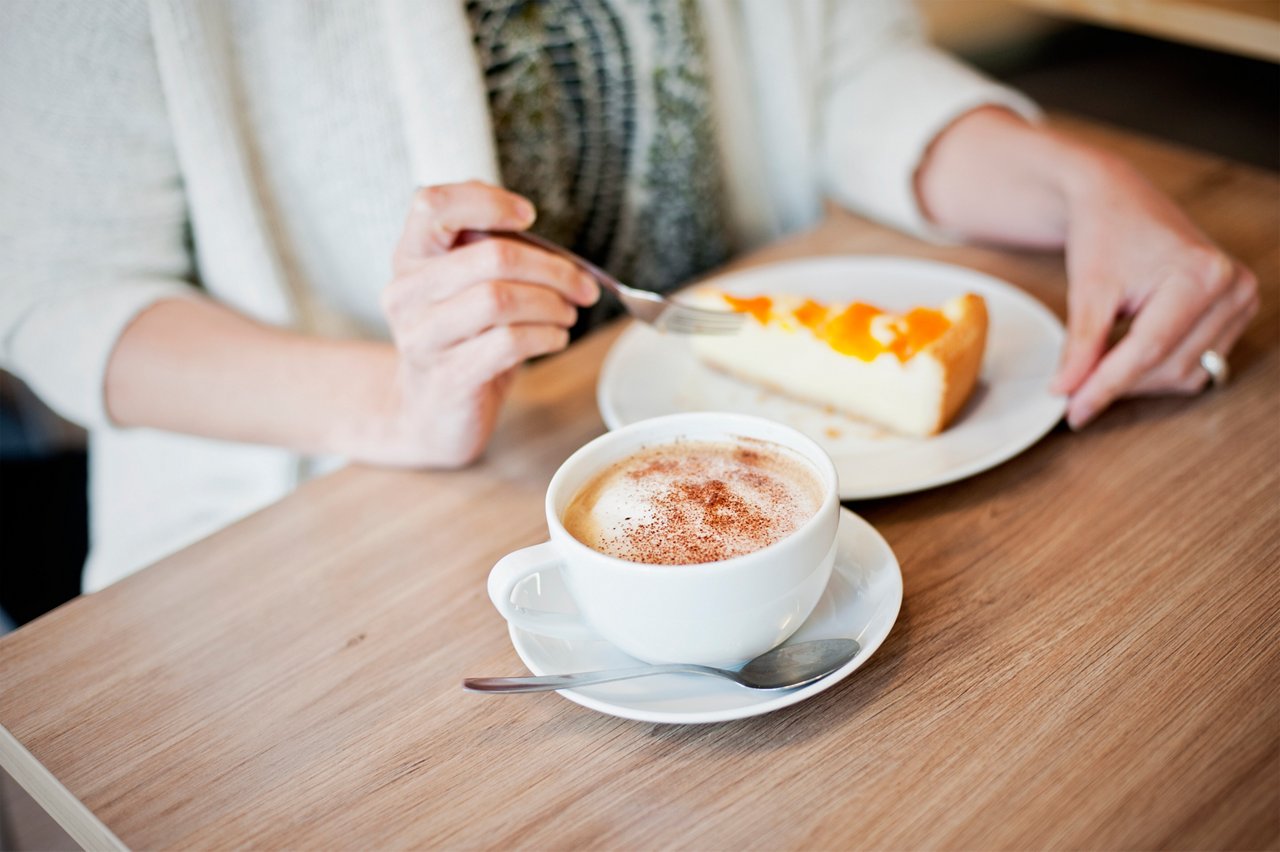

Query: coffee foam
[[562, 438, 823, 565]]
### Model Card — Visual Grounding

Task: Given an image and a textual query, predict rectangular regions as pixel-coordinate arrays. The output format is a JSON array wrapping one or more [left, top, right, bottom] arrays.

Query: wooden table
[[2, 118, 1277, 850], [1009, 0, 1280, 62]]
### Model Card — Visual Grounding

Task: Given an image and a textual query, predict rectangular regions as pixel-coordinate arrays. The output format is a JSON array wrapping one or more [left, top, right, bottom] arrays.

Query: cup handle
[[487, 542, 599, 641]]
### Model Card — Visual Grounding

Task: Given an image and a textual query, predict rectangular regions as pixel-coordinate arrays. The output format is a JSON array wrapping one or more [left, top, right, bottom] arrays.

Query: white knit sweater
[[0, 0, 1035, 591]]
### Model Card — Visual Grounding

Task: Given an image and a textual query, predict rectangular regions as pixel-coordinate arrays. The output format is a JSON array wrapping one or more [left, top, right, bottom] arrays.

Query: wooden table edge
[[1, 724, 127, 851]]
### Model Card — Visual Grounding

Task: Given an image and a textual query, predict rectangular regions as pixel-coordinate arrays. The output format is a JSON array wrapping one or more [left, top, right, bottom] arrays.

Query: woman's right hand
[[371, 180, 599, 468]]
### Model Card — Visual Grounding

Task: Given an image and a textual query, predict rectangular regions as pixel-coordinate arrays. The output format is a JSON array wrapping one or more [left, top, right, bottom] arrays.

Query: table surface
[[2, 118, 1277, 851], [1009, 0, 1280, 62]]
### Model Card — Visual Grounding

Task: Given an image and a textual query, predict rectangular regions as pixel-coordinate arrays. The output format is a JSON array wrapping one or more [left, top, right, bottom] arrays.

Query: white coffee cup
[[487, 412, 840, 666]]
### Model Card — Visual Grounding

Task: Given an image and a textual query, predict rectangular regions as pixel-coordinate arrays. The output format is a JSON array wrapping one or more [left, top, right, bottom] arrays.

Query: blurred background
[[1, 1, 1277, 848], [923, 0, 1279, 170]]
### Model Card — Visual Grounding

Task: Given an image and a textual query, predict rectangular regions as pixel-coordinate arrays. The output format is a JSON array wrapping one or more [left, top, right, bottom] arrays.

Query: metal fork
[[471, 230, 743, 335]]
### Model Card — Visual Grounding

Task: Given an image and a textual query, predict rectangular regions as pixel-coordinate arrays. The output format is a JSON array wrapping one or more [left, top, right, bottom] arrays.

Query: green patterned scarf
[[467, 0, 732, 331]]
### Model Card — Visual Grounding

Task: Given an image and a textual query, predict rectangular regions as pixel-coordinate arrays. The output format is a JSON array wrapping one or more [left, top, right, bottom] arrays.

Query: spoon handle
[[464, 663, 728, 693]]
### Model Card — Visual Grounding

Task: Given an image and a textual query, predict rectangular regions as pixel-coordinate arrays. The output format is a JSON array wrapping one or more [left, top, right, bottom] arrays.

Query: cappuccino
[[563, 438, 823, 565]]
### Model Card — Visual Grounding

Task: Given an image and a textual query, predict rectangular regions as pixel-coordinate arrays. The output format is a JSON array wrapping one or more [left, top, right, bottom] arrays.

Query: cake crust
[[925, 293, 988, 434]]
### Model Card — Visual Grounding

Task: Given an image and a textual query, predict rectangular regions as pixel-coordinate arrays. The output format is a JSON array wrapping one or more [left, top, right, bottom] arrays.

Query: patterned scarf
[[467, 0, 732, 331]]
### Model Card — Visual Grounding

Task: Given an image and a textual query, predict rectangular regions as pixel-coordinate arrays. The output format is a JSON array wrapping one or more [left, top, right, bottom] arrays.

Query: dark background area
[[0, 454, 86, 625], [977, 24, 1279, 171]]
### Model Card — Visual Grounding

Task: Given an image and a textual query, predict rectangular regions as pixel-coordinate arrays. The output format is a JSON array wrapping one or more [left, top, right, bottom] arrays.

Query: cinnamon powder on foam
[[562, 439, 822, 565]]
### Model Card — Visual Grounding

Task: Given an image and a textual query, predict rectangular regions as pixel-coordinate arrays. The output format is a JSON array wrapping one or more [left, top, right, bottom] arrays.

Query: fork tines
[[657, 305, 746, 336]]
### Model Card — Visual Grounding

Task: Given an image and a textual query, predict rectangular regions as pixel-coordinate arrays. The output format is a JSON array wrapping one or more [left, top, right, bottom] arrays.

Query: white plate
[[598, 256, 1068, 499], [508, 509, 902, 724]]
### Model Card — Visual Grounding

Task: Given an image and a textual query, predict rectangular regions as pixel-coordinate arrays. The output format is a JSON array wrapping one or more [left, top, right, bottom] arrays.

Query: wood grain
[[1, 118, 1277, 851]]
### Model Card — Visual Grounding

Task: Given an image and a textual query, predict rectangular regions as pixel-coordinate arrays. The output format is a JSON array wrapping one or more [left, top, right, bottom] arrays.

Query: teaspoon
[[463, 637, 860, 693]]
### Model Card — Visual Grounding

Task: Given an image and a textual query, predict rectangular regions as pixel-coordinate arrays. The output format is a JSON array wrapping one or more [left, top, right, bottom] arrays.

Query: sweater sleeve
[[0, 0, 199, 430], [817, 0, 1042, 239]]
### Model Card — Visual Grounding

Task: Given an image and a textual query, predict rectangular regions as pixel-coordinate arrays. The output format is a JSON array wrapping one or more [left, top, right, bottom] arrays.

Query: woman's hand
[[373, 180, 599, 467], [1050, 155, 1259, 428], [917, 107, 1258, 429], [105, 180, 597, 469]]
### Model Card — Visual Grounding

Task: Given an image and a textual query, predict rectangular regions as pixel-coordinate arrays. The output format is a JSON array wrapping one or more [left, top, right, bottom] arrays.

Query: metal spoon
[[463, 637, 860, 694]]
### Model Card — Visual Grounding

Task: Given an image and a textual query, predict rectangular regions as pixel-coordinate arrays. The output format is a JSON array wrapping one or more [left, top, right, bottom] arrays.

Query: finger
[[1051, 287, 1120, 396], [1065, 278, 1206, 429], [384, 237, 598, 319], [394, 181, 536, 261], [1204, 291, 1258, 368], [1128, 268, 1256, 396], [397, 280, 579, 360], [438, 239, 599, 304], [441, 324, 571, 387], [1186, 304, 1253, 393]]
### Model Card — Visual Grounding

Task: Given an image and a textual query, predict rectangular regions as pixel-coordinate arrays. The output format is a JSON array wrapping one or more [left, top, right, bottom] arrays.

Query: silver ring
[[1200, 349, 1229, 387]]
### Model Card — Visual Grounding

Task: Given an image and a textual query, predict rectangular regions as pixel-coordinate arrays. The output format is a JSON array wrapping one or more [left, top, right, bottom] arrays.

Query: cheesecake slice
[[689, 291, 988, 437]]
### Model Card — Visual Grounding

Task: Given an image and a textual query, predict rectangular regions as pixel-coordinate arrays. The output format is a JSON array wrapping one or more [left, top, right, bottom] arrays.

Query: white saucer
[[507, 509, 902, 724], [597, 256, 1068, 499]]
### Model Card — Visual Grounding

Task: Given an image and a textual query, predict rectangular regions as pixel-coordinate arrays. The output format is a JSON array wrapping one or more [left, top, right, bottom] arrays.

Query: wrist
[[1046, 130, 1130, 211], [318, 340, 406, 464], [918, 107, 1079, 247]]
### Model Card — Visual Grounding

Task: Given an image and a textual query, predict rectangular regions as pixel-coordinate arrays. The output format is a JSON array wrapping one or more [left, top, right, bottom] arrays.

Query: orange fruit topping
[[887, 307, 951, 360], [792, 299, 828, 330], [718, 292, 951, 362], [824, 302, 885, 361], [721, 294, 773, 324]]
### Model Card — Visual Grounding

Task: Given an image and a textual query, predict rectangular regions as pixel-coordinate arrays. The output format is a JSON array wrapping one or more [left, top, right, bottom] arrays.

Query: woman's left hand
[[1050, 153, 1259, 429], [916, 107, 1259, 431]]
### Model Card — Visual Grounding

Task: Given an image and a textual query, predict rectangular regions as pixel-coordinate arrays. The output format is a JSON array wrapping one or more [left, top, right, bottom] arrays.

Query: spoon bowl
[[463, 637, 861, 694]]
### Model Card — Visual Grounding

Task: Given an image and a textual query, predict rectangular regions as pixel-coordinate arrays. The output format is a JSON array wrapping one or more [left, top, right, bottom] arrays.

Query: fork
[[469, 229, 744, 335]]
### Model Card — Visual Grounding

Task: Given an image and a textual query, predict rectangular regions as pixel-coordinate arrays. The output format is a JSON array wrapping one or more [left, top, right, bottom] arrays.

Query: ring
[[1200, 350, 1229, 387]]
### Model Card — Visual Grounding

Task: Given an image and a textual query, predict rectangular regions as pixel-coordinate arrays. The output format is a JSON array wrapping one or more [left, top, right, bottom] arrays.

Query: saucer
[[506, 509, 903, 724]]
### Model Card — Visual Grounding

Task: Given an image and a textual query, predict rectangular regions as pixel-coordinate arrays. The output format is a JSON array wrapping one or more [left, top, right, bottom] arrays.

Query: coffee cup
[[487, 412, 840, 665]]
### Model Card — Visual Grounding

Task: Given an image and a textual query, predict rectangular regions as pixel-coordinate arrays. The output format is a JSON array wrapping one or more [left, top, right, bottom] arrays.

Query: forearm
[[915, 106, 1122, 249], [105, 297, 398, 458]]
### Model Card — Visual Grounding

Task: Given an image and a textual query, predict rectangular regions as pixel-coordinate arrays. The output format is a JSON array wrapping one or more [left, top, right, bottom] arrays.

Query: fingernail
[[517, 200, 536, 225], [580, 275, 600, 305], [1067, 407, 1091, 431]]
